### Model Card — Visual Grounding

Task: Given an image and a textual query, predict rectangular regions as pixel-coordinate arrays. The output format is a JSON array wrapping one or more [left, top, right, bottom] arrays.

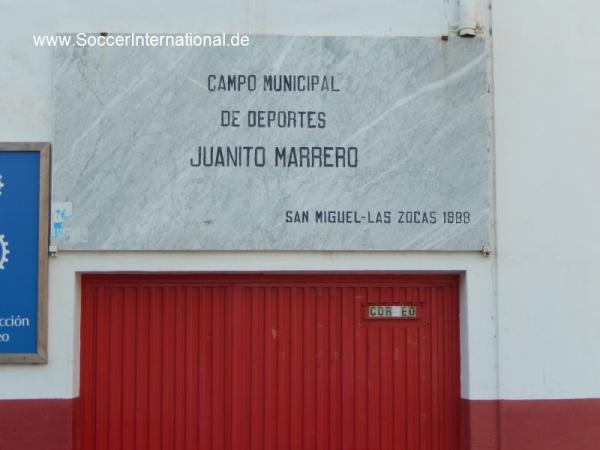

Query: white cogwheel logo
[[0, 174, 4, 196], [0, 234, 9, 270]]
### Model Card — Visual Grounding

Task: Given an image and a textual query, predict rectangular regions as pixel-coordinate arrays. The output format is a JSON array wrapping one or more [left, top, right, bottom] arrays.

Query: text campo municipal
[[189, 74, 358, 168]]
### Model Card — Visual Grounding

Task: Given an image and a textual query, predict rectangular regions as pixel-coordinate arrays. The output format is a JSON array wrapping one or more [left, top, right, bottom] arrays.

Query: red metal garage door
[[77, 274, 460, 450]]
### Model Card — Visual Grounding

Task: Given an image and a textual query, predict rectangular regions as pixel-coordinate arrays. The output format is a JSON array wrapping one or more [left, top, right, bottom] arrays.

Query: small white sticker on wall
[[51, 202, 72, 239]]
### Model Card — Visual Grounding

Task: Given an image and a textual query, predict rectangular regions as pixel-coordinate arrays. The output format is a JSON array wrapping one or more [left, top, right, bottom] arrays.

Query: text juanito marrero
[[189, 74, 359, 168]]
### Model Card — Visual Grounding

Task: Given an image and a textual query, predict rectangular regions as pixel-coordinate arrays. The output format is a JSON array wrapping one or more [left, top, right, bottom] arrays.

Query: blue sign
[[0, 146, 48, 360]]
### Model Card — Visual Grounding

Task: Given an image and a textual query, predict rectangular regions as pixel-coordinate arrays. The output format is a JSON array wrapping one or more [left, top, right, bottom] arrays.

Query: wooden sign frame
[[0, 142, 50, 363]]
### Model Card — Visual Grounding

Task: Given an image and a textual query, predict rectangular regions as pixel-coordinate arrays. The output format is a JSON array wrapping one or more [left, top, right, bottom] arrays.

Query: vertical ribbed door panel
[[78, 274, 459, 450]]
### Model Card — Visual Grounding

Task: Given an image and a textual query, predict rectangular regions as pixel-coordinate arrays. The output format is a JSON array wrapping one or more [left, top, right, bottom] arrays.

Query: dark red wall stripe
[[460, 398, 600, 450], [3, 397, 600, 449], [0, 399, 74, 450], [500, 399, 600, 450], [461, 399, 500, 450]]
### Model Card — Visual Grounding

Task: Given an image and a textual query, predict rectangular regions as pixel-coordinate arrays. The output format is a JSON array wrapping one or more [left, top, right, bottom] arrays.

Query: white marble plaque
[[53, 35, 490, 250]]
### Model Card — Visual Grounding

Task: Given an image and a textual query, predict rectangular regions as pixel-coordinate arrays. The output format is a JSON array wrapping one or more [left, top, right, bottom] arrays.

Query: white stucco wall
[[2, 0, 598, 403], [0, 0, 497, 401], [493, 0, 600, 399]]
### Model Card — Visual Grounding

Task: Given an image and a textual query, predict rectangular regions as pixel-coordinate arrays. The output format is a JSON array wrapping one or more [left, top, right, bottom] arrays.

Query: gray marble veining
[[53, 35, 490, 250]]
